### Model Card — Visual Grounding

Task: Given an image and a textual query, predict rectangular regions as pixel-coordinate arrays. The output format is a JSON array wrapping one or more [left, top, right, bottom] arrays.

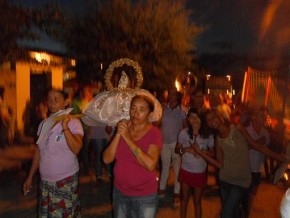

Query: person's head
[[82, 85, 93, 100], [80, 85, 93, 101], [205, 110, 228, 130], [129, 95, 155, 124], [251, 107, 269, 128], [168, 87, 182, 107], [47, 88, 69, 113], [187, 107, 201, 132], [190, 86, 205, 109], [187, 107, 212, 138]]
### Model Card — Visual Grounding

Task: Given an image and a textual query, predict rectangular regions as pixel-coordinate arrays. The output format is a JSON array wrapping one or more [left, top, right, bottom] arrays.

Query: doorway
[[24, 72, 51, 137]]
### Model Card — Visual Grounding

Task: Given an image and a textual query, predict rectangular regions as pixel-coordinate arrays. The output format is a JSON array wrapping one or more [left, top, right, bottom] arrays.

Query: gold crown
[[104, 58, 144, 91]]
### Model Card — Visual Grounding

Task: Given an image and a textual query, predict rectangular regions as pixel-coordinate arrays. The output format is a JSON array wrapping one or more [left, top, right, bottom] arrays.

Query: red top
[[114, 126, 163, 196]]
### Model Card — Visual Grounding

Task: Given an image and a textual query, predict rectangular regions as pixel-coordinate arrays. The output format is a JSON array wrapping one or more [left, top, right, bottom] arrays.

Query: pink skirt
[[178, 168, 206, 188]]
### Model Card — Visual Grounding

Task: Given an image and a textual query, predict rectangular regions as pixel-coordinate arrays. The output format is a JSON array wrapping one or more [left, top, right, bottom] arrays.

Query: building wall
[[15, 62, 64, 138], [0, 49, 75, 143], [0, 64, 16, 116], [16, 62, 30, 135]]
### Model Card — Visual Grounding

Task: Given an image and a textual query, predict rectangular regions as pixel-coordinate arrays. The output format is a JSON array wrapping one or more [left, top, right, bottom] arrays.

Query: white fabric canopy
[[81, 89, 162, 126]]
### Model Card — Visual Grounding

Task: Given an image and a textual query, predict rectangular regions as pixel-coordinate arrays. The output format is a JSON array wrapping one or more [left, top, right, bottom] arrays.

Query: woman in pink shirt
[[23, 88, 84, 218], [103, 94, 163, 218]]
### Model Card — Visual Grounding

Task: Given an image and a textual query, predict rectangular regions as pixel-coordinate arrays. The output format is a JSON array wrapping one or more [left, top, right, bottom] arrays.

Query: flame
[[259, 0, 282, 42]]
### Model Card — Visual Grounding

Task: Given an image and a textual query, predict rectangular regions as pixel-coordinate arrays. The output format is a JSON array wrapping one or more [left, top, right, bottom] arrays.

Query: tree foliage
[[65, 0, 201, 91], [0, 0, 65, 63], [0, 0, 32, 63], [32, 2, 65, 38]]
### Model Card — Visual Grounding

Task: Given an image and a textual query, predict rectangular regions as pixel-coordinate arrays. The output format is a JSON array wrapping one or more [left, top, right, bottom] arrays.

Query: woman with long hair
[[192, 109, 284, 218], [175, 107, 214, 218]]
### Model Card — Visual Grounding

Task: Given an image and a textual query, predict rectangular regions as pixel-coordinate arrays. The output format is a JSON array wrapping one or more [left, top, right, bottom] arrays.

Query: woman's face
[[206, 111, 221, 129], [47, 90, 67, 113], [187, 113, 201, 130], [129, 97, 151, 124]]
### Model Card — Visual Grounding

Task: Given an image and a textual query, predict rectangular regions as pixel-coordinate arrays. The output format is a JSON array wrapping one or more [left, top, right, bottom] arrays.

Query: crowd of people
[[21, 82, 288, 218]]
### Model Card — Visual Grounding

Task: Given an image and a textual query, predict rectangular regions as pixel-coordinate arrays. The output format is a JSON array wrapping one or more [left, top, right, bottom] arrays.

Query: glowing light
[[226, 75, 231, 81], [71, 59, 76, 66], [265, 77, 272, 106], [284, 173, 288, 181], [33, 52, 51, 64], [241, 71, 248, 103], [206, 75, 211, 80], [175, 80, 181, 92]]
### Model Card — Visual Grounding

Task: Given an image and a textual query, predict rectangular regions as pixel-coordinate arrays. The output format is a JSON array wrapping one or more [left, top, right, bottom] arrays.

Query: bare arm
[[103, 132, 122, 164], [62, 117, 83, 155], [237, 124, 285, 162], [125, 137, 161, 171], [23, 146, 40, 194], [174, 141, 183, 154], [141, 145, 160, 171], [205, 146, 216, 158], [175, 141, 195, 155], [192, 141, 224, 168], [119, 120, 161, 171]]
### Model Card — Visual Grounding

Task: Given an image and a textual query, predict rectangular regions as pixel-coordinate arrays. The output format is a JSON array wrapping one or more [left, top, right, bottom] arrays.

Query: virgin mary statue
[[81, 58, 162, 126]]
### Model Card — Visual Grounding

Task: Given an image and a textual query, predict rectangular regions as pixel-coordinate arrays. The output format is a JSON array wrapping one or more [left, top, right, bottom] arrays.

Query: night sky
[[188, 0, 290, 57], [12, 0, 290, 57]]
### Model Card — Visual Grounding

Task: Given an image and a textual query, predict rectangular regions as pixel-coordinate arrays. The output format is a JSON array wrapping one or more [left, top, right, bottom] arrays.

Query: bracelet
[[133, 147, 142, 157], [62, 128, 69, 133], [179, 147, 184, 155]]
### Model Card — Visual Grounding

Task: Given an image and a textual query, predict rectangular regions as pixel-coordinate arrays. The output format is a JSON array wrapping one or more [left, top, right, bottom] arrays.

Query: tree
[[64, 0, 201, 91], [0, 0, 33, 63], [0, 0, 65, 64], [32, 2, 65, 38]]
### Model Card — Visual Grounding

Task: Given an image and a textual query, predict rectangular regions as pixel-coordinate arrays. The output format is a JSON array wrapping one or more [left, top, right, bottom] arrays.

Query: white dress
[[81, 71, 162, 126]]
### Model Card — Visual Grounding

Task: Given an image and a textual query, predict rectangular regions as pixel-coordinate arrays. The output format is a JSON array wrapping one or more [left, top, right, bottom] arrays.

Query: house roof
[[17, 27, 68, 56]]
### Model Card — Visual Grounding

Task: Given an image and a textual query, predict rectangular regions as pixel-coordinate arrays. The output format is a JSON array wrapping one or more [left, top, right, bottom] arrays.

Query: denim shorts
[[113, 187, 158, 218]]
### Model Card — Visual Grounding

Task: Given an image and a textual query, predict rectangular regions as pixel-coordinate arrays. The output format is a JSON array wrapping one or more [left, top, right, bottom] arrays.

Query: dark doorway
[[24, 72, 51, 137]]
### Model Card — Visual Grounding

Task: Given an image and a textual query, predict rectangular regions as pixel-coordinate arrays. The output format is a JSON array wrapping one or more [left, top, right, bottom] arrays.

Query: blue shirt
[[161, 104, 186, 143]]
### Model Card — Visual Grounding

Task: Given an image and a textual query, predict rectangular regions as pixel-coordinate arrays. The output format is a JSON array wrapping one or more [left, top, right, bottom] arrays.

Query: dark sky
[[188, 0, 290, 57], [12, 0, 290, 57]]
